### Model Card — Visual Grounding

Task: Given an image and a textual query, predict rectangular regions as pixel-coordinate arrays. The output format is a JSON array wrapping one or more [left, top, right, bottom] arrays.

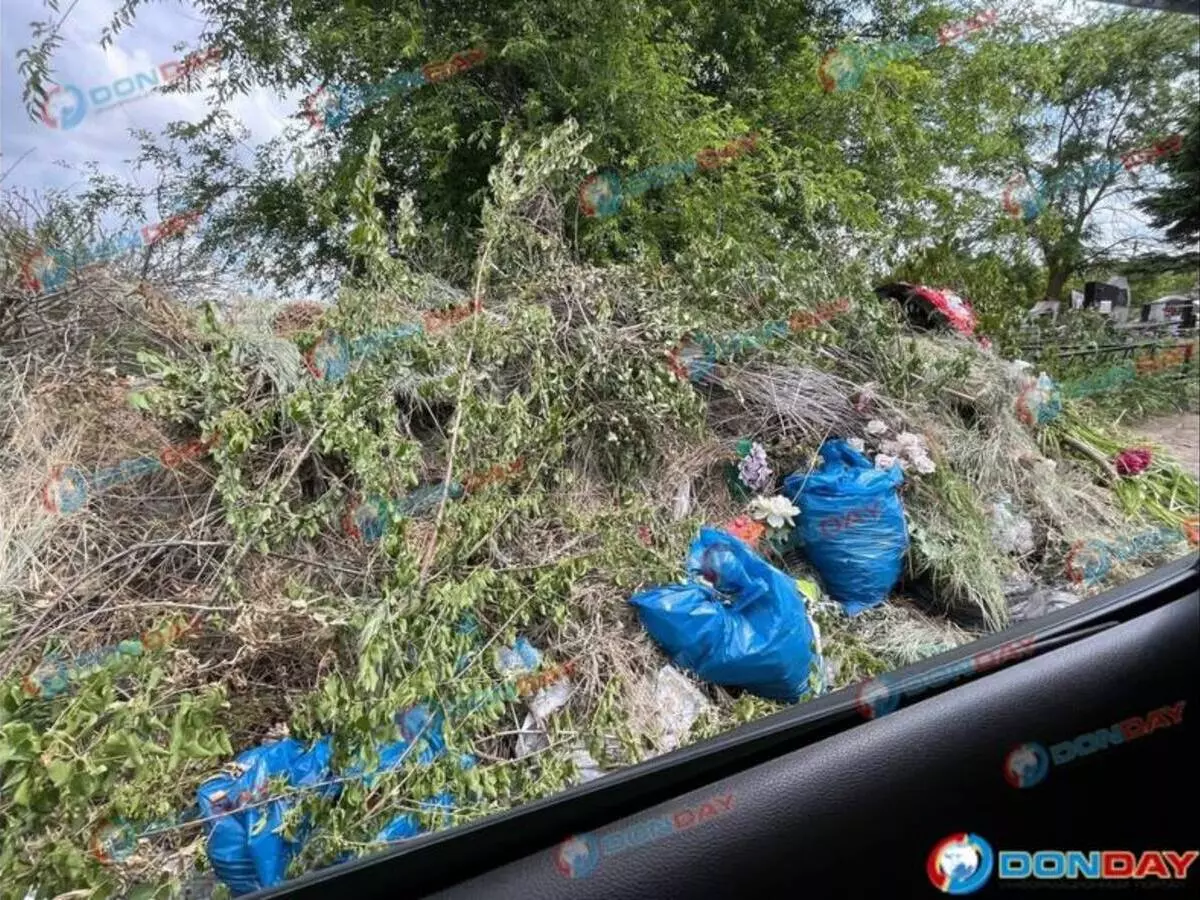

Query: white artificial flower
[[896, 432, 925, 451], [846, 437, 866, 453], [880, 440, 901, 457], [748, 495, 800, 529], [865, 419, 889, 436], [874, 454, 898, 470], [913, 455, 937, 475]]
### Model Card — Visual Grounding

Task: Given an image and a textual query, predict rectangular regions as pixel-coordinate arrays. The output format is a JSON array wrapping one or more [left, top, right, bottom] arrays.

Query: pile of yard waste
[[1, 135, 1197, 899]]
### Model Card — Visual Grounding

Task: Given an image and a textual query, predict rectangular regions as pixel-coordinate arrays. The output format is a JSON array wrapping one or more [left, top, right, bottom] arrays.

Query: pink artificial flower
[[1113, 448, 1152, 476]]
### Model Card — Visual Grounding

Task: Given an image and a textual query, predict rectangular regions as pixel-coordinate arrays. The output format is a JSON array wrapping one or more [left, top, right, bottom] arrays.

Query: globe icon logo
[[89, 820, 137, 863], [554, 832, 601, 879], [578, 170, 623, 219], [927, 833, 994, 895], [305, 332, 351, 381], [1065, 540, 1111, 585], [42, 465, 90, 514], [855, 674, 899, 720], [1003, 742, 1049, 789]]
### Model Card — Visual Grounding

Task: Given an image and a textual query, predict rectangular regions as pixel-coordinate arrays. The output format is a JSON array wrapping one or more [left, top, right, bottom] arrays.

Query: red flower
[[1113, 448, 1152, 476], [636, 525, 653, 547], [722, 516, 766, 548]]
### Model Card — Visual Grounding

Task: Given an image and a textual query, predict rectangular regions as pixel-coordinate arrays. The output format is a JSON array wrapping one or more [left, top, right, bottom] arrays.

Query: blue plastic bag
[[629, 527, 823, 703], [197, 736, 336, 896], [782, 440, 908, 615]]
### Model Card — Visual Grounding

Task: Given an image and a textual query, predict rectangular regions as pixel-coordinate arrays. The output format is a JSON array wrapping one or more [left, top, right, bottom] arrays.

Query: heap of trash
[[2, 137, 1197, 899]]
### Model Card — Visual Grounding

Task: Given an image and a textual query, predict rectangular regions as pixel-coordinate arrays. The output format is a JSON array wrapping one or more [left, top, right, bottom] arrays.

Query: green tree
[[989, 8, 1196, 302], [1138, 109, 1200, 247]]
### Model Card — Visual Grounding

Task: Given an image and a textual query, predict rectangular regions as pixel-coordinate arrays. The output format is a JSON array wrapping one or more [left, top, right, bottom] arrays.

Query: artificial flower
[[846, 437, 866, 453], [874, 454, 898, 470], [865, 419, 889, 436], [1113, 448, 1152, 477], [737, 441, 773, 492], [748, 495, 800, 530], [723, 516, 767, 547]]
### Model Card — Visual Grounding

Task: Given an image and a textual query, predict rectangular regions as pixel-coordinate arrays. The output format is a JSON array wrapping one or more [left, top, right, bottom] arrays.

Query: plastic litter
[[198, 736, 337, 896], [515, 675, 573, 758], [375, 790, 457, 843], [496, 637, 541, 676], [566, 746, 606, 784], [990, 494, 1035, 556], [199, 705, 458, 895], [629, 526, 824, 702], [527, 677, 572, 722], [650, 665, 711, 753], [782, 439, 908, 615]]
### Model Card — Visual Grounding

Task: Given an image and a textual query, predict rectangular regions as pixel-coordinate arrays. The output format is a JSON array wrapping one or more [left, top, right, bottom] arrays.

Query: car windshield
[[1, 0, 1197, 896]]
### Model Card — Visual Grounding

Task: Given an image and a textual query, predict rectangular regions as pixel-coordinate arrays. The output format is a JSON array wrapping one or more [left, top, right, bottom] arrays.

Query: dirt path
[[1132, 412, 1200, 479]]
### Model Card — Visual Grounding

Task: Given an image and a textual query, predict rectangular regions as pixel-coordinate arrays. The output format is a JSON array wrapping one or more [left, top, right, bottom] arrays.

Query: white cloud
[[1, 0, 304, 211]]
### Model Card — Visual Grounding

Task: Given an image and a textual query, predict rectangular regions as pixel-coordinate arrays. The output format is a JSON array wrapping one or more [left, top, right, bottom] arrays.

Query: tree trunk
[[1044, 264, 1069, 303]]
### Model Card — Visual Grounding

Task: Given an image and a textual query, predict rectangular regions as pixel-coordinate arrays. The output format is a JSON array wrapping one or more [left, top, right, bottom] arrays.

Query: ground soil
[[1133, 411, 1200, 479]]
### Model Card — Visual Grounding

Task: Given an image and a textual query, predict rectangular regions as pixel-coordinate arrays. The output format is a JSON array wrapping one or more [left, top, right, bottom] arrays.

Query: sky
[[0, 0, 1191, 299], [0, 0, 302, 213]]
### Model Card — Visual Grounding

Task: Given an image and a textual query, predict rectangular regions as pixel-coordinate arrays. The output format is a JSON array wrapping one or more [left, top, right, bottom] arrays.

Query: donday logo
[[856, 672, 900, 719], [1003, 742, 1050, 788], [1003, 700, 1186, 789], [39, 84, 89, 130], [554, 832, 602, 879], [1066, 539, 1111, 584], [553, 792, 734, 879], [578, 169, 623, 218], [928, 833, 995, 895], [930, 836, 1198, 891]]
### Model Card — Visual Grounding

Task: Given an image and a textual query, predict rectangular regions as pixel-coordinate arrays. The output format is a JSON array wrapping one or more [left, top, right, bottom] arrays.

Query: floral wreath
[[909, 285, 978, 337]]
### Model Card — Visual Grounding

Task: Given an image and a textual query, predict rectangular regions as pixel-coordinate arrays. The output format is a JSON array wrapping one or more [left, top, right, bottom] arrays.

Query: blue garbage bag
[[197, 736, 336, 896], [375, 791, 457, 843], [782, 440, 908, 615], [629, 527, 823, 702]]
